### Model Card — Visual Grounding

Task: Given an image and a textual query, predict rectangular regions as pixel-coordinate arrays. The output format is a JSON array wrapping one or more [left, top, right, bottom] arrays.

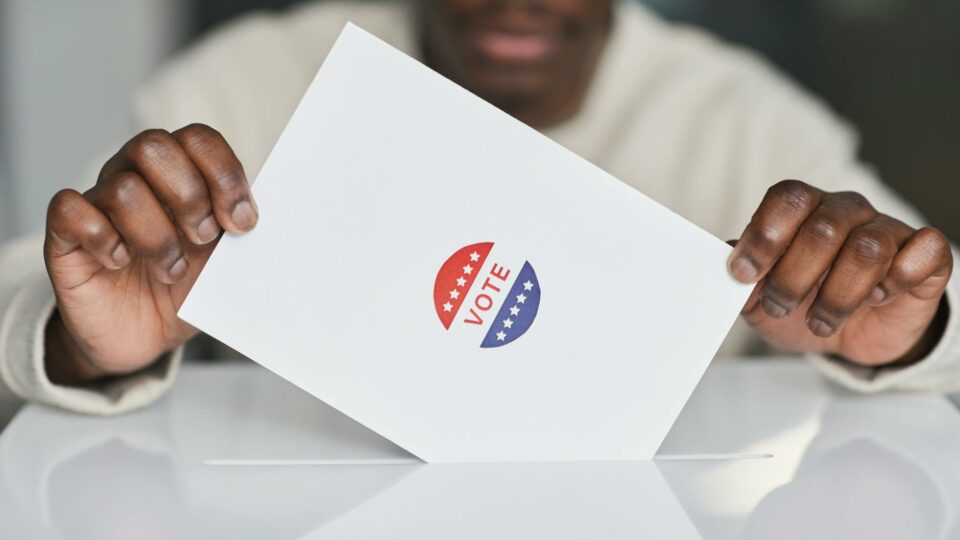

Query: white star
[[509, 305, 520, 316], [463, 264, 473, 275], [496, 331, 506, 341], [449, 289, 460, 300], [502, 318, 513, 329], [516, 293, 527, 304], [469, 251, 480, 262], [456, 277, 467, 287], [522, 280, 534, 291], [442, 302, 453, 312]]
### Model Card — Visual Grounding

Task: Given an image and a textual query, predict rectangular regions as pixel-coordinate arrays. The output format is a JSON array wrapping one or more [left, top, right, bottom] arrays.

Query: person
[[0, 0, 957, 415]]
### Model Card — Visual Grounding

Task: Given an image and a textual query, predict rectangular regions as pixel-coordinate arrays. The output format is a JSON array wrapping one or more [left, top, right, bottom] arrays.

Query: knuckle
[[745, 224, 782, 254], [886, 258, 914, 285], [174, 123, 248, 199], [846, 230, 894, 264], [108, 172, 146, 206], [916, 227, 951, 259], [889, 255, 928, 287], [769, 179, 817, 213], [169, 180, 210, 217], [48, 189, 80, 221], [82, 221, 113, 251], [127, 129, 172, 164], [808, 215, 842, 242], [177, 123, 220, 146], [834, 191, 873, 213], [210, 161, 247, 193]]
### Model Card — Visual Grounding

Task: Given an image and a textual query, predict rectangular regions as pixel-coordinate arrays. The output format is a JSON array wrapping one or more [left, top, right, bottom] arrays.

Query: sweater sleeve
[[0, 233, 183, 415]]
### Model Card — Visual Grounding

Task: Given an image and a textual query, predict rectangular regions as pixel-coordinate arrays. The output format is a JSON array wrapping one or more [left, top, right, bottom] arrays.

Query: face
[[419, 0, 613, 127]]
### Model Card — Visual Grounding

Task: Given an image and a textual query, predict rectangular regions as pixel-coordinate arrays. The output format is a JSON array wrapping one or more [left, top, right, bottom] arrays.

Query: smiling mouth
[[472, 30, 558, 64]]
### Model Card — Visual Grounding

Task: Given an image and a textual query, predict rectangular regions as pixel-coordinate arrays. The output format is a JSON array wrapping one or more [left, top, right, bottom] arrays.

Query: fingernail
[[111, 243, 130, 267], [230, 201, 258, 231], [761, 296, 788, 319], [868, 286, 886, 304], [196, 215, 221, 244], [729, 256, 758, 283], [168, 257, 188, 281], [809, 317, 833, 338]]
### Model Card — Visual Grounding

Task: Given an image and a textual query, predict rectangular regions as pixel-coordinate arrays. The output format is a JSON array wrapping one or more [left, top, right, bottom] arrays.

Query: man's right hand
[[43, 124, 258, 384]]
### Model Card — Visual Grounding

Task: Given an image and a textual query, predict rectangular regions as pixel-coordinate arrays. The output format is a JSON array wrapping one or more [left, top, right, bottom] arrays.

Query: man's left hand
[[729, 180, 953, 366]]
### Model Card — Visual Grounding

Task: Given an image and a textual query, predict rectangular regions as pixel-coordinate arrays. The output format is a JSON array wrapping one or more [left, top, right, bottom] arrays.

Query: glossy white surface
[[1, 358, 958, 539]]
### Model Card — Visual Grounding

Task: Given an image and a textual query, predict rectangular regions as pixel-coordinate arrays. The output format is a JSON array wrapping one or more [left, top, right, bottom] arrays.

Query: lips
[[473, 30, 557, 63]]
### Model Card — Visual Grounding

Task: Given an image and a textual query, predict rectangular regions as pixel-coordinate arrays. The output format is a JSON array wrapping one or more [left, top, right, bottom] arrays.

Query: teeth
[[478, 32, 551, 61]]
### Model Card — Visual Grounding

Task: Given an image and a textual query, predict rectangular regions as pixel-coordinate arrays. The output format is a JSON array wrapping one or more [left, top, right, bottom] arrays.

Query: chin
[[466, 69, 552, 110]]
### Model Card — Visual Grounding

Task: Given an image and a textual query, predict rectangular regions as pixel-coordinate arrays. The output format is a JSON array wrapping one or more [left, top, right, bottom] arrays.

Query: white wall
[[0, 0, 188, 242]]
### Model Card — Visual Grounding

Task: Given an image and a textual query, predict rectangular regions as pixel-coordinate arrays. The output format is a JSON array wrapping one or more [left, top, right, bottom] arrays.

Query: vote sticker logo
[[433, 242, 541, 348]]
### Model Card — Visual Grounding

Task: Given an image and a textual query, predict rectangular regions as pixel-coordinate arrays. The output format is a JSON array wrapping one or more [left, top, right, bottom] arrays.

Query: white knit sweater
[[1, 1, 959, 415]]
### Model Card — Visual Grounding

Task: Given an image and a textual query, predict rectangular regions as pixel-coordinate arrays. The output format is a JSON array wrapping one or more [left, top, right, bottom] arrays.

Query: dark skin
[[45, 0, 952, 384], [45, 125, 257, 383], [418, 0, 612, 127]]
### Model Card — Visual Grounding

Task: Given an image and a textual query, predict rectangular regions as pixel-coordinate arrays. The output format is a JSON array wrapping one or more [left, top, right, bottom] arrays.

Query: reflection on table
[[1, 359, 957, 539]]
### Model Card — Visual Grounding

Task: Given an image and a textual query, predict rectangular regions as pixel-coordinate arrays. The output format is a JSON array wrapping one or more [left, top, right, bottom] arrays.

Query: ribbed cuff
[[0, 273, 181, 415], [809, 247, 960, 393]]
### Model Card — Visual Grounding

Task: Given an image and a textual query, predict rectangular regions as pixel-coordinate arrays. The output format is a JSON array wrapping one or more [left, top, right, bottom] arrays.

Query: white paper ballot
[[178, 23, 753, 463]]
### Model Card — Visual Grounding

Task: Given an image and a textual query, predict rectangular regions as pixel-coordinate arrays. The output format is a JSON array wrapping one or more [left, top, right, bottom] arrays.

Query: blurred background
[[0, 0, 958, 244]]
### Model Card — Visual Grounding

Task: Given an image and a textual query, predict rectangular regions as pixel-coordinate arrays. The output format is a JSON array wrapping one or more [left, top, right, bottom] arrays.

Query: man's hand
[[43, 124, 258, 384], [729, 180, 953, 366]]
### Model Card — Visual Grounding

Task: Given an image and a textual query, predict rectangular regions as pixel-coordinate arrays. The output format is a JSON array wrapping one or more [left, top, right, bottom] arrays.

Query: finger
[[172, 124, 258, 234], [805, 216, 909, 337], [102, 129, 219, 246], [760, 192, 876, 318], [46, 189, 130, 270], [726, 239, 768, 314], [728, 180, 822, 284], [88, 171, 188, 284], [740, 279, 765, 317], [875, 227, 953, 305]]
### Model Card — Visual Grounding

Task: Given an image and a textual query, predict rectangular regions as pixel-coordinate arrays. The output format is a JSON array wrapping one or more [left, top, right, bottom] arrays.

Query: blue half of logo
[[480, 261, 541, 348]]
